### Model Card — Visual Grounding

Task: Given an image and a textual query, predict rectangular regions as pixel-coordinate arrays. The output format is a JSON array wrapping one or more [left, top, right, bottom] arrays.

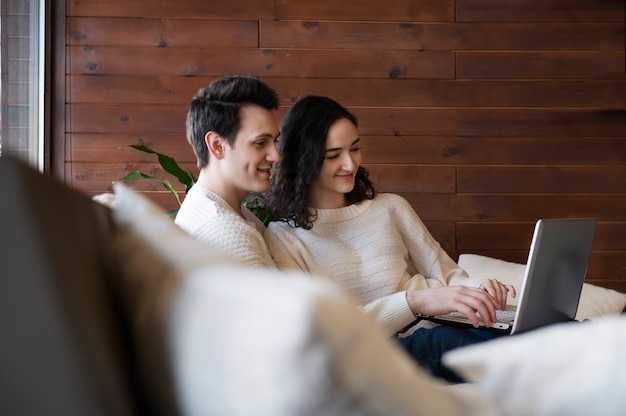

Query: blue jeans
[[397, 326, 500, 383]]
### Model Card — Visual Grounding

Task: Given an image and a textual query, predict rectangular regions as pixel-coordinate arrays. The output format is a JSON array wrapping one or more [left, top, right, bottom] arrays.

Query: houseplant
[[118, 144, 269, 223]]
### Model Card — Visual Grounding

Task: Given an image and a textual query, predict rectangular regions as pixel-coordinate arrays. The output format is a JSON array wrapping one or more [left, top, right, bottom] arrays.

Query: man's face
[[223, 104, 280, 195]]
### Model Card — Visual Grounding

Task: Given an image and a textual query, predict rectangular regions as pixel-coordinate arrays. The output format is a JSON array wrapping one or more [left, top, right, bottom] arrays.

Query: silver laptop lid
[[511, 218, 596, 334]]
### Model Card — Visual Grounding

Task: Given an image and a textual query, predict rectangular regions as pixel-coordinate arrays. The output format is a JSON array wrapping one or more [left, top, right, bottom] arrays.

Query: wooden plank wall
[[60, 0, 626, 291]]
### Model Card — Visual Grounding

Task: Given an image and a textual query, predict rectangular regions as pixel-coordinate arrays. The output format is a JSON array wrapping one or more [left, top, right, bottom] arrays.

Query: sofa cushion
[[0, 156, 143, 416], [444, 316, 626, 415], [108, 184, 492, 415]]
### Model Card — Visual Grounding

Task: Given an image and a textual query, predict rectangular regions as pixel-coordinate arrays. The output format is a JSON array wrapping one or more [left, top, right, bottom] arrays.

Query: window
[[0, 0, 45, 171]]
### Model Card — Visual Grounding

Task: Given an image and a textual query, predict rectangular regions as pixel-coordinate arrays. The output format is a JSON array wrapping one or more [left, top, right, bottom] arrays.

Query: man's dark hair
[[186, 75, 279, 168]]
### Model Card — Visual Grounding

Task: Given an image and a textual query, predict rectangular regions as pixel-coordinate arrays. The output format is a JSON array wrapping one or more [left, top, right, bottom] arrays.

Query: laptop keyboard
[[443, 305, 516, 322], [495, 305, 517, 322]]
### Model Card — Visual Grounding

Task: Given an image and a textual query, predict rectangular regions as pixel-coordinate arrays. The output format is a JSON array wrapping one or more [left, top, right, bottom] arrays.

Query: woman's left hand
[[479, 278, 516, 310]]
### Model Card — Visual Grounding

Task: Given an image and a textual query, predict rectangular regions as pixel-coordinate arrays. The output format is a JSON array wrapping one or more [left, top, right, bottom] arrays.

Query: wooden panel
[[68, 17, 258, 47], [68, 47, 453, 79], [457, 52, 626, 79], [457, 222, 626, 250], [354, 108, 626, 137], [457, 0, 625, 23], [423, 222, 456, 250], [67, 104, 187, 133], [365, 165, 456, 193], [68, 76, 626, 116], [69, 76, 626, 107], [587, 252, 626, 288], [68, 105, 626, 138], [261, 21, 624, 51], [74, 134, 626, 168], [70, 0, 454, 22], [68, 47, 271, 77], [360, 136, 626, 166], [458, 166, 626, 193], [65, 104, 451, 136], [67, 134, 196, 163], [58, 0, 626, 295], [451, 109, 626, 137], [67, 75, 213, 105], [272, 79, 626, 108], [68, 0, 275, 19], [402, 194, 626, 222], [68, 162, 196, 194], [268, 0, 455, 22], [456, 222, 536, 250]]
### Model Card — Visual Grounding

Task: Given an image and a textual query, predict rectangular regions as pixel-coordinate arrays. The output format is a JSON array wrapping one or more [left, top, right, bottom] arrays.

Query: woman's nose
[[342, 153, 357, 170]]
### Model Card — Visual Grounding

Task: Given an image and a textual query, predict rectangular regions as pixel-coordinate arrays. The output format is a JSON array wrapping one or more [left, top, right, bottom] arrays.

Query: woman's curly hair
[[266, 96, 376, 229]]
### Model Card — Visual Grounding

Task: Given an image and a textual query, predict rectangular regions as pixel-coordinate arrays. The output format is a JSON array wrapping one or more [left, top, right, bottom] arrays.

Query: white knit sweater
[[264, 193, 483, 335], [175, 185, 275, 269]]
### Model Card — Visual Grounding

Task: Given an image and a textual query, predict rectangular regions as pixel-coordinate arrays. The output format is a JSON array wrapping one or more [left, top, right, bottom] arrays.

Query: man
[[175, 76, 280, 268]]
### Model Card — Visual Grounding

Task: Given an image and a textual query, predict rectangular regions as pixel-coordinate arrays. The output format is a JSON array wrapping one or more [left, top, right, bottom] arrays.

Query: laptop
[[422, 218, 597, 335]]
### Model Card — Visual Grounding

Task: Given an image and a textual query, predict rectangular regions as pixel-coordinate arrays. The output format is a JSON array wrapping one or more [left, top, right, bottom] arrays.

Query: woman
[[264, 96, 515, 382]]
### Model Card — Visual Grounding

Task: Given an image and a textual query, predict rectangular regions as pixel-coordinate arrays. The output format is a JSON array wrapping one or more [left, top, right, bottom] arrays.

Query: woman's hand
[[479, 278, 516, 310], [406, 285, 509, 329]]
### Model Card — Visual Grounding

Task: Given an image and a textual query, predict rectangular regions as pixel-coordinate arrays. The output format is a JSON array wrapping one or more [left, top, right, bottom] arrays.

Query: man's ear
[[205, 131, 225, 160]]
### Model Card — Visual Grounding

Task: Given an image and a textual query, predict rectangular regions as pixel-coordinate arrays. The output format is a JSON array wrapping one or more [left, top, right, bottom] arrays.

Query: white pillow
[[108, 184, 493, 416], [107, 184, 237, 415], [443, 316, 626, 416], [170, 268, 494, 416], [458, 254, 626, 320]]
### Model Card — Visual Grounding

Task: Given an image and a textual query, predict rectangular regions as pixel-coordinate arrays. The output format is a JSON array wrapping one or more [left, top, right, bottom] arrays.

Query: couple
[[175, 75, 515, 382]]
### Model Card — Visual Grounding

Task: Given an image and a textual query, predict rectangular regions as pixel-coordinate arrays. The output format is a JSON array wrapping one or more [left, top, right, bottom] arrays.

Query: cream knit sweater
[[264, 193, 483, 335], [175, 185, 275, 269]]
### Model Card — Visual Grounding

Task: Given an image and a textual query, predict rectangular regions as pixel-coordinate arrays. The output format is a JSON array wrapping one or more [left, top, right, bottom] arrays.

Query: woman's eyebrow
[[325, 138, 360, 153]]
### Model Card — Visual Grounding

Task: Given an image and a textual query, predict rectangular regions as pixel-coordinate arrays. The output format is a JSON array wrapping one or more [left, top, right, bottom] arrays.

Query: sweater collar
[[309, 199, 373, 224]]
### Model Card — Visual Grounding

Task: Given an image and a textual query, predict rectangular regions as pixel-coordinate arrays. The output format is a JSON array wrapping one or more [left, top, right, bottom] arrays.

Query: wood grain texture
[[365, 165, 456, 193], [56, 0, 626, 291], [360, 136, 626, 166], [68, 17, 259, 47], [458, 166, 626, 193], [69, 0, 454, 22], [69, 76, 626, 106], [260, 21, 624, 51], [402, 194, 626, 222], [456, 0, 625, 23], [457, 52, 626, 79], [68, 48, 455, 79]]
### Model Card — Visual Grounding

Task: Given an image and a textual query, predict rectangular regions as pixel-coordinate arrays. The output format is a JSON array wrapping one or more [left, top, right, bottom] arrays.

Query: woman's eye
[[350, 146, 361, 153]]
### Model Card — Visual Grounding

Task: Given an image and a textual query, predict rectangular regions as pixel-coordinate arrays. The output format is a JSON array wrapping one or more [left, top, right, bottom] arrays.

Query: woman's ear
[[205, 131, 225, 160]]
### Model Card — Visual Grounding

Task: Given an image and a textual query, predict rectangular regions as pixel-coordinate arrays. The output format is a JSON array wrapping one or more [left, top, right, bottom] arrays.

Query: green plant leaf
[[117, 170, 183, 206], [130, 144, 196, 192], [243, 192, 270, 225]]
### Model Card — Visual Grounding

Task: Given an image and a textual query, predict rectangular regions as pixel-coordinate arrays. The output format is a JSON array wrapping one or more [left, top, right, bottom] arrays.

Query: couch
[[2, 155, 625, 415]]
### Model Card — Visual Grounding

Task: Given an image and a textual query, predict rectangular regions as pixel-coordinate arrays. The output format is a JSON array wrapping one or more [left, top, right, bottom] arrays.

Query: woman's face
[[309, 117, 362, 209]]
